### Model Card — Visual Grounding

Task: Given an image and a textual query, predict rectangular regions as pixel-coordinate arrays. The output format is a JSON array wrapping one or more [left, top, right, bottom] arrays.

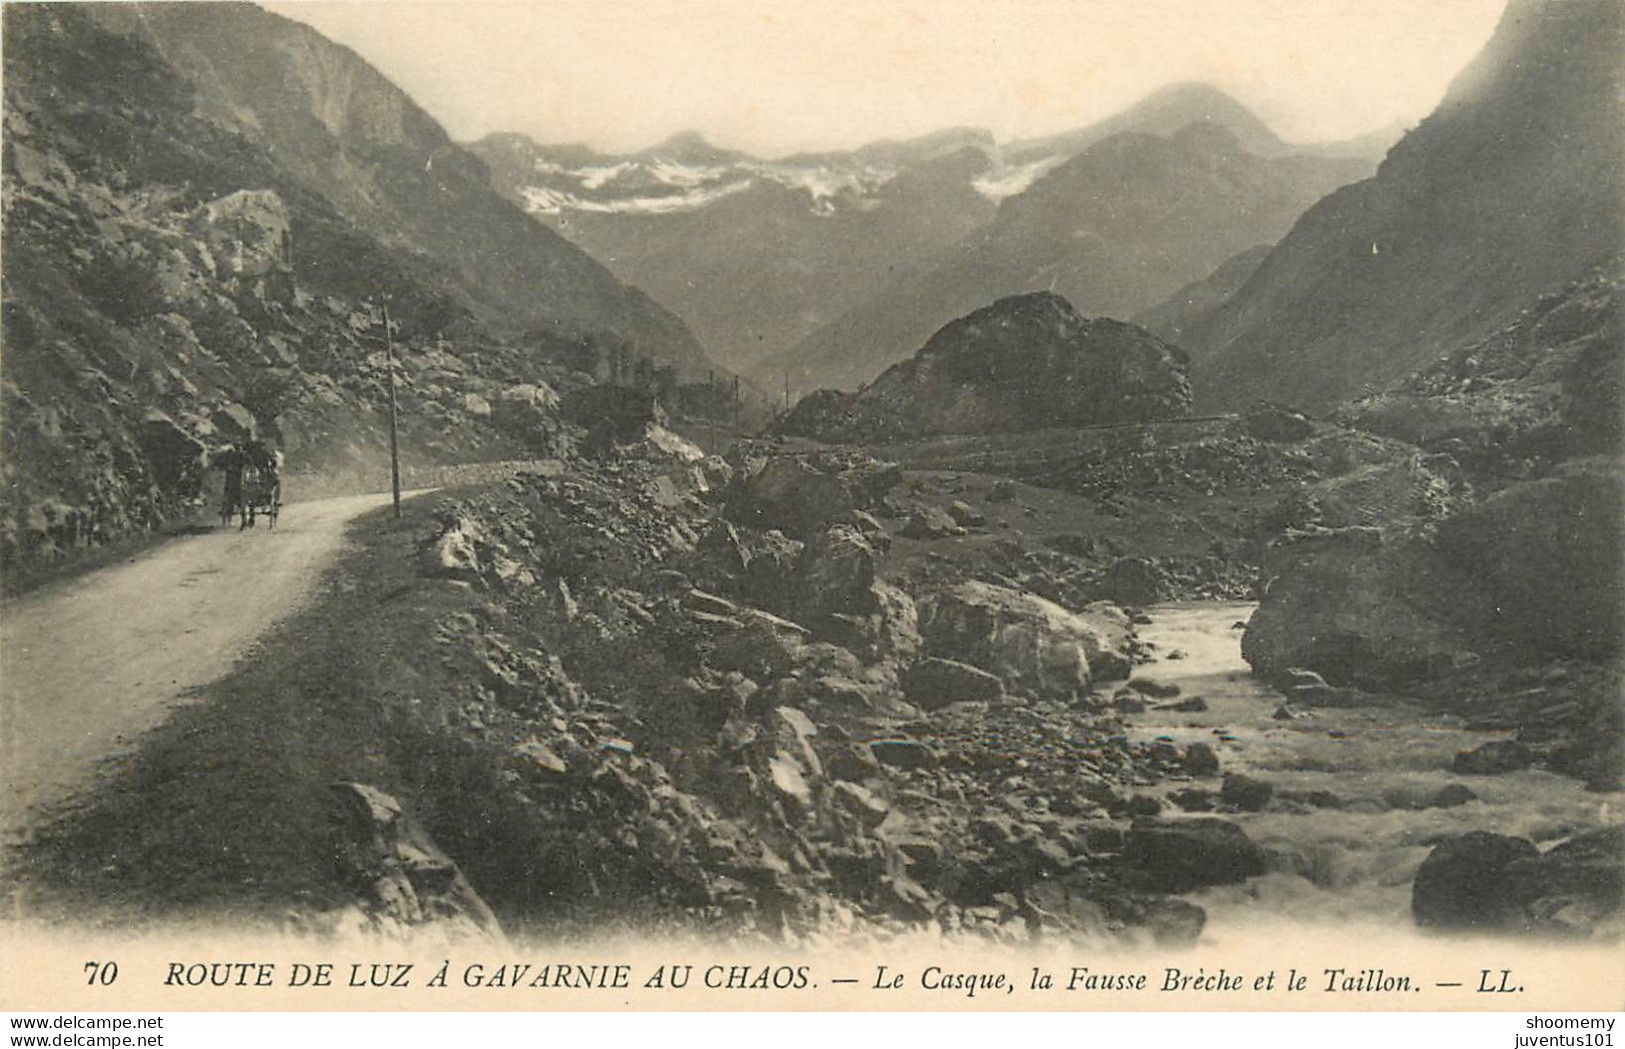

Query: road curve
[[0, 493, 398, 842]]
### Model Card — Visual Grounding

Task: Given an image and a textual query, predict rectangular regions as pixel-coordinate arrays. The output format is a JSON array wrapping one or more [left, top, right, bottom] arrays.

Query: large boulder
[[326, 782, 503, 942], [688, 520, 751, 591], [900, 657, 1005, 710], [1091, 557, 1174, 606], [1508, 826, 1625, 936], [900, 504, 964, 540], [136, 410, 207, 495], [740, 530, 804, 612], [191, 189, 290, 277], [1244, 458, 1622, 690], [1412, 831, 1544, 932], [1435, 457, 1623, 661], [706, 608, 810, 681], [919, 581, 1134, 696], [778, 292, 1191, 441], [1124, 818, 1269, 894], [1413, 827, 1624, 937], [832, 580, 922, 665], [729, 457, 855, 540], [1242, 528, 1484, 689], [491, 382, 567, 453], [794, 524, 879, 621], [210, 402, 257, 439], [562, 385, 666, 448]]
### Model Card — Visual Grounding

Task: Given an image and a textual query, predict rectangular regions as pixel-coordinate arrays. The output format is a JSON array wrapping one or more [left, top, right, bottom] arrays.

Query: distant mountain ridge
[[470, 83, 1382, 386], [1005, 82, 1292, 161], [766, 122, 1371, 395], [1183, 0, 1625, 412]]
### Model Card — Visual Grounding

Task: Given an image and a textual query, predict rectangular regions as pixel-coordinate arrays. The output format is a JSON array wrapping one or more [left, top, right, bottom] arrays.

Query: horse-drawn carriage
[[228, 464, 280, 530], [215, 442, 282, 530]]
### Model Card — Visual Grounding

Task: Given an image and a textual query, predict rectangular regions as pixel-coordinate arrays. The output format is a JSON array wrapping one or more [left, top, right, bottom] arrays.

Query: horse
[[213, 446, 247, 528], [212, 444, 281, 530], [238, 462, 281, 530]]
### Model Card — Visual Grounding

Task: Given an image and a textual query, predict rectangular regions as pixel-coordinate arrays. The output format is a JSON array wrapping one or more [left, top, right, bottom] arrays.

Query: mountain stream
[[1127, 602, 1616, 936]]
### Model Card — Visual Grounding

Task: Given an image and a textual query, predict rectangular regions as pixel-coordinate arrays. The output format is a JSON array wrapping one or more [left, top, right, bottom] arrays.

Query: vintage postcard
[[1, 0, 1620, 1026]]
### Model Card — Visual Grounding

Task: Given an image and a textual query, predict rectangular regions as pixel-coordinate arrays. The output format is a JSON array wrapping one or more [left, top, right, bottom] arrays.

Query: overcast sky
[[267, 0, 1507, 158]]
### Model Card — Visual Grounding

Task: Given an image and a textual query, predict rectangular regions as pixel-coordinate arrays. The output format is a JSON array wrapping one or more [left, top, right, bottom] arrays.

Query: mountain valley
[[1, 0, 1619, 959]]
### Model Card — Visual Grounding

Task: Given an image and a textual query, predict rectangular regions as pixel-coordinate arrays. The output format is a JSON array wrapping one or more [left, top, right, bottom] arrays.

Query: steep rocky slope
[[1132, 244, 1272, 347], [772, 124, 1369, 395], [1187, 0, 1625, 412], [86, 2, 710, 375], [779, 292, 1190, 442], [1337, 268, 1622, 480], [0, 4, 707, 574]]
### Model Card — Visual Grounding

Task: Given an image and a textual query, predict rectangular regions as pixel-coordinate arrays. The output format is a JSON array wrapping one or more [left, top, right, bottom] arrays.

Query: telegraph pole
[[382, 302, 402, 519]]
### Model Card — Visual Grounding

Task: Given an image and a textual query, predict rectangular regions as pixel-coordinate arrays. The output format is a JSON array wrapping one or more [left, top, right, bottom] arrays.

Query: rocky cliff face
[[1188, 0, 1625, 412], [86, 3, 711, 376], [778, 292, 1191, 442], [0, 4, 697, 573], [1244, 271, 1624, 677]]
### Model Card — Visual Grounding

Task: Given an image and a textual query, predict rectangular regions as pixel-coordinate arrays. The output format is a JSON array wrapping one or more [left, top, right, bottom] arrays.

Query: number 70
[[83, 961, 119, 985]]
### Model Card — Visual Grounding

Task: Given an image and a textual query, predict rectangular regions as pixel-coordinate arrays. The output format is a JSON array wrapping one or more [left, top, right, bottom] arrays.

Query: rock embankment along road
[[0, 493, 398, 843]]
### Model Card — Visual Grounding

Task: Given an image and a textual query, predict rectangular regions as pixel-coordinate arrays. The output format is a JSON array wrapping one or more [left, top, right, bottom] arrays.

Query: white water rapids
[[1128, 602, 1618, 936]]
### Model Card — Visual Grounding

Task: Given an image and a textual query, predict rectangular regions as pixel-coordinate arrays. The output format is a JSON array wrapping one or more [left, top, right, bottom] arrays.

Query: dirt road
[[0, 493, 398, 842]]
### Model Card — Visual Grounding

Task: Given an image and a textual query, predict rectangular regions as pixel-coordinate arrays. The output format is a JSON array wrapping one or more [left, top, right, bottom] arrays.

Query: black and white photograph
[[0, 0, 1620, 1030]]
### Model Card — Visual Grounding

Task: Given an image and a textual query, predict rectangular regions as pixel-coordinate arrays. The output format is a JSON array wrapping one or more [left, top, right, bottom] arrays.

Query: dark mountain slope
[[87, 2, 712, 375], [1338, 267, 1623, 481], [1187, 0, 1625, 412]]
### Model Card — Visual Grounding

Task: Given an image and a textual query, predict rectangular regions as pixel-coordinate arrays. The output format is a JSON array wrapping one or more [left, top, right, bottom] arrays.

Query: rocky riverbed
[[1126, 603, 1621, 939]]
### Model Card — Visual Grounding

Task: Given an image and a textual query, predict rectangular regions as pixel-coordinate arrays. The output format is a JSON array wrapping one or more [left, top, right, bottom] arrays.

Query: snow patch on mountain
[[754, 162, 896, 203], [512, 141, 1084, 218], [973, 155, 1068, 200], [646, 159, 730, 189], [574, 162, 634, 190], [521, 178, 753, 216], [515, 156, 904, 217]]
